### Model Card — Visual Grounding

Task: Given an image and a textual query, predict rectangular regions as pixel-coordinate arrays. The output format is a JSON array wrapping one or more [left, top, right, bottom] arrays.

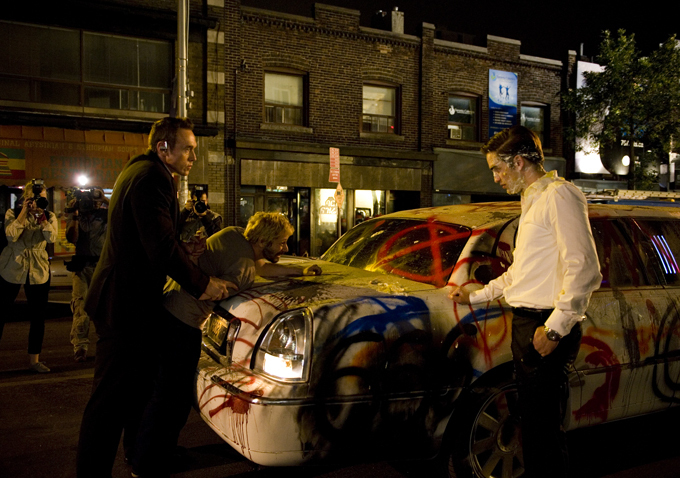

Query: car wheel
[[444, 379, 524, 478]]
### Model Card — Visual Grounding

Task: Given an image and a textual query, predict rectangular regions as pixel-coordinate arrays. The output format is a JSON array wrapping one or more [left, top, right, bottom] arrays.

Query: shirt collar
[[521, 170, 559, 211]]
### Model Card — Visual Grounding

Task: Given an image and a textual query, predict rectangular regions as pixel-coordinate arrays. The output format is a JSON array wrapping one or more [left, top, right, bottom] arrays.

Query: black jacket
[[85, 150, 209, 337]]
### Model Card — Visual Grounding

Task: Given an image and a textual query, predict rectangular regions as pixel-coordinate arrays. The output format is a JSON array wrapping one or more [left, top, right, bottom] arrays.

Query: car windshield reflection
[[322, 218, 471, 287]]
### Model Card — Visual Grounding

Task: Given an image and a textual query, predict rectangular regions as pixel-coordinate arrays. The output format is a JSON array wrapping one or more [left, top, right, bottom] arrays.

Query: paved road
[[1, 307, 680, 478]]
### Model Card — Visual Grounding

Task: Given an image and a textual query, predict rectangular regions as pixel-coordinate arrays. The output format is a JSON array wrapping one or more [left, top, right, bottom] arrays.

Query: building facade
[[0, 0, 572, 258]]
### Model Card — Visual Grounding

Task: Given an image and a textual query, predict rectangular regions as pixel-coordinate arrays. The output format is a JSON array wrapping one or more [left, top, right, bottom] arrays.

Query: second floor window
[[0, 21, 172, 113], [521, 103, 548, 144], [264, 72, 305, 125], [362, 83, 397, 134], [448, 94, 478, 141]]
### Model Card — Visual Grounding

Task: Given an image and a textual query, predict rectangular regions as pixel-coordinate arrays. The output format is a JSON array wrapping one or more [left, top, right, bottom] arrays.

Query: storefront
[[236, 141, 434, 257], [432, 148, 567, 204]]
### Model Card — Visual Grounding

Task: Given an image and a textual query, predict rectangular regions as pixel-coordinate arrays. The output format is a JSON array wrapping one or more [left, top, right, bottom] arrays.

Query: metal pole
[[177, 0, 189, 205]]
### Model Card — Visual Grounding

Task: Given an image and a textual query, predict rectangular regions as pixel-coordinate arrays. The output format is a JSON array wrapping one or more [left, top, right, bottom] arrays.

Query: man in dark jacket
[[76, 117, 232, 478]]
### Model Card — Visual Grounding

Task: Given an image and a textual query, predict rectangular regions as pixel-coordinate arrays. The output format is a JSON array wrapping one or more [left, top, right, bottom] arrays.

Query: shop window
[[238, 196, 256, 228], [521, 103, 549, 145], [362, 83, 398, 134], [264, 72, 306, 126], [448, 94, 479, 141], [313, 188, 347, 257], [354, 190, 385, 224], [0, 21, 172, 112]]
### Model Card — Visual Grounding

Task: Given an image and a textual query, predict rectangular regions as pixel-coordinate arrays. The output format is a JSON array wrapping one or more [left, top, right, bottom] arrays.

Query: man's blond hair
[[244, 212, 294, 246]]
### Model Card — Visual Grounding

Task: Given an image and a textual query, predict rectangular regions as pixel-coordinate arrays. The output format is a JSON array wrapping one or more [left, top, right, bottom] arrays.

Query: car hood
[[219, 258, 436, 313], [213, 258, 440, 369]]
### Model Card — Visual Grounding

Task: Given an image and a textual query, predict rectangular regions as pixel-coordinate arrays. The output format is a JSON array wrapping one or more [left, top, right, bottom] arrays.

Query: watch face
[[545, 329, 561, 341]]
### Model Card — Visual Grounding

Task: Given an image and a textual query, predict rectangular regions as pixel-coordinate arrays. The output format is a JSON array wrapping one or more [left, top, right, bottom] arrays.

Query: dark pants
[[0, 274, 50, 354], [76, 332, 155, 478], [131, 309, 202, 477], [511, 307, 581, 478]]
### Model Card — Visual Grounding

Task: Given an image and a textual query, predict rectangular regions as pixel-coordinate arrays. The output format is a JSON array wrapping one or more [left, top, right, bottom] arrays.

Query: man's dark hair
[[148, 117, 194, 152], [481, 125, 544, 166], [190, 188, 207, 201]]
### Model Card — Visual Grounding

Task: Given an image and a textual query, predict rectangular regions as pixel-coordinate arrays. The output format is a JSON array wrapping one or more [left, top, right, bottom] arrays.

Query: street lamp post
[[177, 0, 189, 205]]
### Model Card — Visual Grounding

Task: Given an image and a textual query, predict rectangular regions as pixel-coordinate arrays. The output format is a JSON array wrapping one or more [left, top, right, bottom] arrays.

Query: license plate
[[207, 315, 229, 348]]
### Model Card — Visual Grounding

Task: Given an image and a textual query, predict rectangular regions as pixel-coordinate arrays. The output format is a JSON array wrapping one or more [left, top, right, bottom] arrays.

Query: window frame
[[361, 81, 400, 135], [263, 69, 308, 127], [447, 92, 480, 142]]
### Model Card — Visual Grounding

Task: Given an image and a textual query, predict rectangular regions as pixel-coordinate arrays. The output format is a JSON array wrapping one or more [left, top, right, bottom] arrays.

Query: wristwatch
[[544, 326, 563, 342]]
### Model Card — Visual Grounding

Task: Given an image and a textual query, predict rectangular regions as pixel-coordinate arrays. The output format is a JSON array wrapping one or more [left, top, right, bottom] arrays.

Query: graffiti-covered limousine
[[195, 202, 680, 478]]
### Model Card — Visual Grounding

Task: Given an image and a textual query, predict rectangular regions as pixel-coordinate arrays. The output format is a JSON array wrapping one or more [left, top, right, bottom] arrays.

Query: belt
[[512, 307, 553, 321]]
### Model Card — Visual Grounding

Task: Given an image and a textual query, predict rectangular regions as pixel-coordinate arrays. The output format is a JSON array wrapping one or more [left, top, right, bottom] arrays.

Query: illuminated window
[[362, 83, 398, 134], [448, 94, 479, 141], [264, 72, 306, 125], [354, 190, 385, 225], [521, 103, 549, 144]]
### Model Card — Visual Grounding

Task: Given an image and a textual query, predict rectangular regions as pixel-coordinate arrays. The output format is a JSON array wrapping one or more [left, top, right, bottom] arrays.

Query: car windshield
[[322, 218, 471, 287]]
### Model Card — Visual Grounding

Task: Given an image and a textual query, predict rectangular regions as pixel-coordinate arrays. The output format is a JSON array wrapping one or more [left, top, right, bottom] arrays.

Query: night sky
[[241, 0, 675, 62]]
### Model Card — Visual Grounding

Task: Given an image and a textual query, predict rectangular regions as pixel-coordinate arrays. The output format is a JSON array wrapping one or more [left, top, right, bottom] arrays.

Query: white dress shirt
[[469, 171, 602, 336]]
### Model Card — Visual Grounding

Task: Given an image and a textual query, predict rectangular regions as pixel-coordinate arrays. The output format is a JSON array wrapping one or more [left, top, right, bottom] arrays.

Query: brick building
[[0, 0, 221, 255], [0, 0, 574, 257]]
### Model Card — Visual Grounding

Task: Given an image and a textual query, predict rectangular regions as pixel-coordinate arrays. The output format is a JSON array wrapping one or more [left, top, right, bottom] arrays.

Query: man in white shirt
[[449, 125, 601, 478]]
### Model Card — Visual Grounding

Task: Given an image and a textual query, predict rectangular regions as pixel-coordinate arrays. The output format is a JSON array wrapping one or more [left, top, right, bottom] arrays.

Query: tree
[[563, 30, 680, 190]]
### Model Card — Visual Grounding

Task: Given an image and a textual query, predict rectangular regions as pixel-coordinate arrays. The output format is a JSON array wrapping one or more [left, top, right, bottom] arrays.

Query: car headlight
[[252, 307, 312, 383]]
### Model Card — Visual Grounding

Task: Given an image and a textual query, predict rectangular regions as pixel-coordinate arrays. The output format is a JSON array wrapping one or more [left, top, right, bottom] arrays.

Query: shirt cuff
[[468, 288, 489, 305], [544, 309, 585, 337]]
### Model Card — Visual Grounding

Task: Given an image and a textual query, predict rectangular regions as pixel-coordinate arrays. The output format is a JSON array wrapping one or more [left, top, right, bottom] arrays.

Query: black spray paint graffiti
[[296, 295, 475, 462], [651, 300, 680, 403]]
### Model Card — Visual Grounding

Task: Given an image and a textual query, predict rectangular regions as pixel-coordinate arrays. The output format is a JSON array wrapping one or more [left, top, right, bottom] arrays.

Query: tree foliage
[[563, 30, 680, 189]]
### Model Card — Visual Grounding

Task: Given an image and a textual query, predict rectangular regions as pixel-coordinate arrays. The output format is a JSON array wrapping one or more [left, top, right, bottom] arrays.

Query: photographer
[[179, 188, 222, 243], [66, 187, 108, 362], [0, 180, 58, 373]]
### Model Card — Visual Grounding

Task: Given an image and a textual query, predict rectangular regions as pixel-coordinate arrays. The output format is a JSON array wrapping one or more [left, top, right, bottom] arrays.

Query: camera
[[192, 187, 208, 214], [194, 198, 208, 214], [30, 179, 49, 210]]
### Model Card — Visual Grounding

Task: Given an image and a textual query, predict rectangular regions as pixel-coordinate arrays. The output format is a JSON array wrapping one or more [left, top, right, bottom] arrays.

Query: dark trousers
[[76, 332, 155, 478], [131, 309, 202, 477], [511, 308, 581, 478], [0, 274, 50, 354]]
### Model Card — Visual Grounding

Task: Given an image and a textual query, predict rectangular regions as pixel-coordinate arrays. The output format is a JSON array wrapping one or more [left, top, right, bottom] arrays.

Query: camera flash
[[77, 175, 89, 186]]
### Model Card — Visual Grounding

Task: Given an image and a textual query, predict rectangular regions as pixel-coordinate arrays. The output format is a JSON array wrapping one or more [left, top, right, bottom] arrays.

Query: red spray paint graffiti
[[374, 219, 471, 287], [573, 336, 621, 423]]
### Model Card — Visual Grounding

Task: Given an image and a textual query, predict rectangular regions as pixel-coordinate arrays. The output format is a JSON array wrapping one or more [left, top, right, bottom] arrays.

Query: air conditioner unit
[[448, 126, 461, 140]]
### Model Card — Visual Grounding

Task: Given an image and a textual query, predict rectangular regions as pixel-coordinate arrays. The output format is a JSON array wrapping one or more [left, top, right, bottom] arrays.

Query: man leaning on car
[[76, 117, 233, 478], [129, 211, 321, 478], [449, 125, 602, 478]]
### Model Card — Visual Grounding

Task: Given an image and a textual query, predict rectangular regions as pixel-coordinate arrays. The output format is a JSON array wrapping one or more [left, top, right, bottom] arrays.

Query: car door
[[625, 217, 680, 409], [572, 217, 674, 426]]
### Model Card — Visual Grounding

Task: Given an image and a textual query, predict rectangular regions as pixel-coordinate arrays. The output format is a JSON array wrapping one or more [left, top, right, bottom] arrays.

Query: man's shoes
[[74, 348, 87, 362], [29, 362, 50, 373]]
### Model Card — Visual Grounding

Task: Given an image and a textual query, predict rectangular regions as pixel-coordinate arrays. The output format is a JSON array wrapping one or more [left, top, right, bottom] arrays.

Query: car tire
[[443, 377, 524, 478]]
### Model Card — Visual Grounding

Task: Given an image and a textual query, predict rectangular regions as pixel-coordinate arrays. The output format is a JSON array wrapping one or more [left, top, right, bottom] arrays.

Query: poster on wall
[[488, 69, 518, 137]]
